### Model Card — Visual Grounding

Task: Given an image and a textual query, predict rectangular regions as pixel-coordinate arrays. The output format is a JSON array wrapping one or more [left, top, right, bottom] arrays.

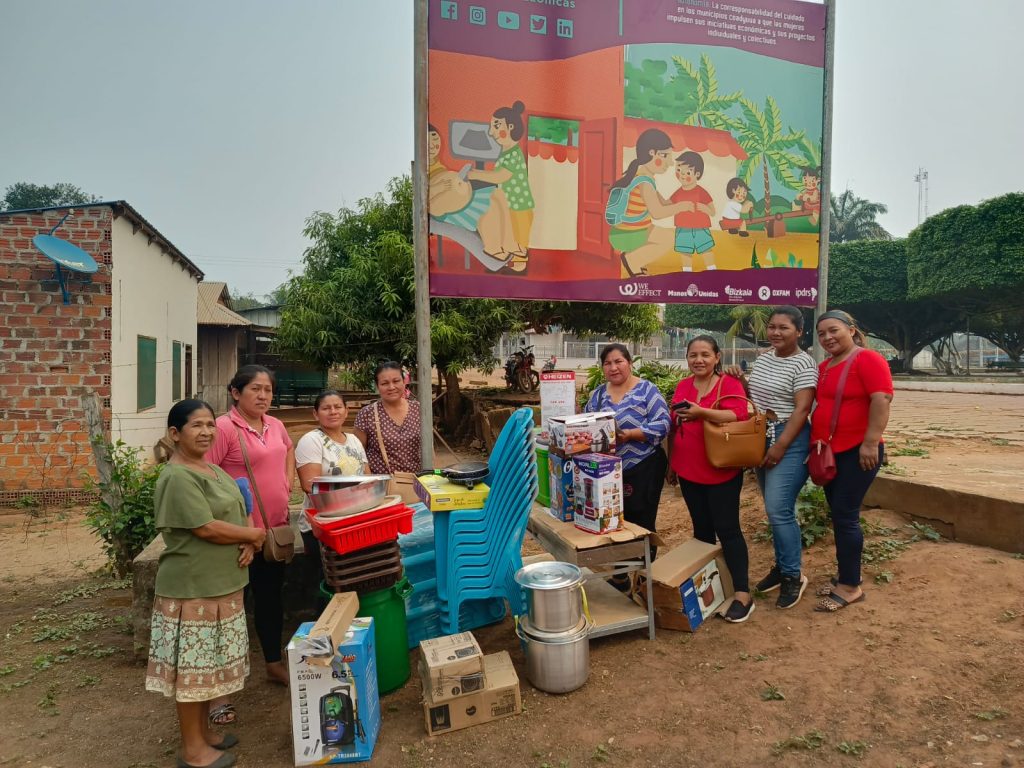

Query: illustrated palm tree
[[669, 53, 741, 128], [733, 96, 805, 214], [727, 305, 770, 344], [829, 190, 892, 242]]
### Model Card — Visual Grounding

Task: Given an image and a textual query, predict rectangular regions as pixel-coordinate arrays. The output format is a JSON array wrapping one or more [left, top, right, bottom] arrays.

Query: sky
[[1, 0, 1021, 298]]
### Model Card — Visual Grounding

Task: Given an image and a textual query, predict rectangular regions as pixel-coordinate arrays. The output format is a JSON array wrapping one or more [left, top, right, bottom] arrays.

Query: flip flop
[[208, 703, 236, 728], [814, 591, 866, 613], [815, 577, 863, 597], [213, 734, 239, 750], [177, 751, 236, 768]]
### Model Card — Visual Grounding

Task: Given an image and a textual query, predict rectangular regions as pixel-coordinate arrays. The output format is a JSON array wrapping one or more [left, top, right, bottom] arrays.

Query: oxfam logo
[[758, 286, 771, 301]]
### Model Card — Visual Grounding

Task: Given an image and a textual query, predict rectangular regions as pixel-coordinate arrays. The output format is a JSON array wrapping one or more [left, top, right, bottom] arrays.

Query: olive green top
[[154, 463, 249, 599]]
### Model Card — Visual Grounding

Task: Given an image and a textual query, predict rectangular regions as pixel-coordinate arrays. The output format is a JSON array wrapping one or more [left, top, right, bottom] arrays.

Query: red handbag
[[808, 347, 862, 486]]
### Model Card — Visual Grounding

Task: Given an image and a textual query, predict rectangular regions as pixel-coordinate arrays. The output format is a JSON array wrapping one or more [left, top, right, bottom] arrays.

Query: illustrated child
[[793, 166, 821, 226], [669, 151, 716, 271], [720, 178, 753, 237]]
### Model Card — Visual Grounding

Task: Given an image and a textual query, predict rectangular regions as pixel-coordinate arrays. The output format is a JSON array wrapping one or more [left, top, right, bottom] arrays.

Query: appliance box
[[304, 593, 360, 665], [413, 474, 490, 512], [287, 617, 380, 765], [633, 538, 735, 632], [419, 632, 485, 703], [572, 453, 623, 535], [547, 452, 575, 523], [547, 412, 617, 458], [422, 651, 521, 736]]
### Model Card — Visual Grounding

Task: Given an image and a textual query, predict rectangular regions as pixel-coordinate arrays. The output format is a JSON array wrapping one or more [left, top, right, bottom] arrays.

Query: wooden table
[[526, 507, 657, 641]]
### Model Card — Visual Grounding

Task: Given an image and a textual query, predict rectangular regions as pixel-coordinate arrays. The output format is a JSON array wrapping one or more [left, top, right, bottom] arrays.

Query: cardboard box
[[633, 538, 735, 632], [572, 453, 623, 535], [547, 452, 575, 523], [547, 412, 617, 458], [414, 474, 489, 512], [302, 593, 360, 666], [422, 651, 521, 736], [287, 617, 380, 765], [419, 632, 485, 703]]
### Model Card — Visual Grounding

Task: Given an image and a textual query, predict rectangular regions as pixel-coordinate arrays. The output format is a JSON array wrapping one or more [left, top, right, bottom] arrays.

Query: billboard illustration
[[427, 0, 827, 306]]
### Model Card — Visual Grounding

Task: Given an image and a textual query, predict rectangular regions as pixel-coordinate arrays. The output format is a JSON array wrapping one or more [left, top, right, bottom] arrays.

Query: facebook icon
[[440, 1, 457, 21]]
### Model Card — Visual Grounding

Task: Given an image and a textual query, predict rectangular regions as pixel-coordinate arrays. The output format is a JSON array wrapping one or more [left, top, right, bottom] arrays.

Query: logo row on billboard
[[439, 2, 574, 38]]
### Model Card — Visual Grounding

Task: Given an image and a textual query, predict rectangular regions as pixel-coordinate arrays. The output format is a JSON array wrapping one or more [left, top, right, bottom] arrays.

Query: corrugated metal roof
[[198, 282, 251, 327]]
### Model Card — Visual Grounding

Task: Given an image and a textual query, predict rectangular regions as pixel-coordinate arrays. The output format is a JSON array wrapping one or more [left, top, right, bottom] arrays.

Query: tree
[[734, 96, 804, 214], [829, 190, 892, 243], [971, 309, 1024, 364], [228, 283, 291, 311], [663, 304, 735, 334], [669, 53, 741, 129], [276, 176, 660, 428], [1, 182, 100, 210]]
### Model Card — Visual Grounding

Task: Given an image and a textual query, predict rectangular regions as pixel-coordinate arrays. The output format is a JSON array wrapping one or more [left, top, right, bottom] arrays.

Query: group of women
[[586, 307, 892, 624], [145, 362, 420, 768]]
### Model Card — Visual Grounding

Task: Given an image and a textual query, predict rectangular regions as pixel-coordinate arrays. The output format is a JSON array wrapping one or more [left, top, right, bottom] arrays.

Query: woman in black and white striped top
[[737, 306, 818, 610]]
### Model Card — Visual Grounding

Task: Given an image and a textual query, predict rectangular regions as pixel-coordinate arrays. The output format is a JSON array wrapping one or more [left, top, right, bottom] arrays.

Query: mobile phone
[[671, 401, 691, 412]]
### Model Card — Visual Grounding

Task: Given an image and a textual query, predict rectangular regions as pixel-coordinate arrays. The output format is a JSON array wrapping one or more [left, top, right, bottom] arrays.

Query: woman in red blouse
[[811, 310, 893, 612], [667, 335, 755, 623]]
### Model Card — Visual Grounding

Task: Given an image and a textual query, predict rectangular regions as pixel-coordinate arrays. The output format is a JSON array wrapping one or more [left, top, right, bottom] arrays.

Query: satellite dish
[[31, 210, 98, 304]]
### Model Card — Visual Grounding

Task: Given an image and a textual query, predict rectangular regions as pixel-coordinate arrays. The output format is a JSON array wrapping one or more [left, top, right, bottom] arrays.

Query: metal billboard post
[[814, 0, 836, 361], [413, 0, 434, 469]]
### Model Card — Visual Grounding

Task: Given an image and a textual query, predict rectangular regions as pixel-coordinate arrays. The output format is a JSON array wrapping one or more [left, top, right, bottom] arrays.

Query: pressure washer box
[[418, 632, 485, 703], [572, 453, 623, 535], [414, 474, 490, 512], [633, 538, 735, 632], [547, 452, 575, 523], [421, 651, 521, 736], [288, 617, 380, 765]]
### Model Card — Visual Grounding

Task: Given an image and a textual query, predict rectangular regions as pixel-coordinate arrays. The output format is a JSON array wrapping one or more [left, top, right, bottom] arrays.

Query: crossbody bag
[[807, 347, 862, 486], [373, 401, 420, 505], [234, 424, 295, 563]]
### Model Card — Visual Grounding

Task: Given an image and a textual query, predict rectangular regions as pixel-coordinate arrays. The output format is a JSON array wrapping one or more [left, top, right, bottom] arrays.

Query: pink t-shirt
[[206, 408, 293, 528], [670, 375, 749, 485]]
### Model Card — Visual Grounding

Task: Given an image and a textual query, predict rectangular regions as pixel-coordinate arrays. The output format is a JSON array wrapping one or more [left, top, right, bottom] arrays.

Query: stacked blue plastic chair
[[434, 407, 539, 635]]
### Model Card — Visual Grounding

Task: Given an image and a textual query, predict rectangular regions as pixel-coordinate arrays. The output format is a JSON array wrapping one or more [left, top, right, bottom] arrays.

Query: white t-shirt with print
[[295, 429, 368, 531]]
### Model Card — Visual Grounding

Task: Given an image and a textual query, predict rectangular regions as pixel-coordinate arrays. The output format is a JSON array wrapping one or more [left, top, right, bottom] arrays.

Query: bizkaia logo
[[795, 287, 818, 301], [667, 283, 719, 299], [618, 282, 662, 298], [724, 285, 752, 302]]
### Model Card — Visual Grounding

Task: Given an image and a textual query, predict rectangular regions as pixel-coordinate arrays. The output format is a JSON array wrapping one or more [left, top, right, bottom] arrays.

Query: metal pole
[[813, 0, 836, 362], [413, 0, 434, 469]]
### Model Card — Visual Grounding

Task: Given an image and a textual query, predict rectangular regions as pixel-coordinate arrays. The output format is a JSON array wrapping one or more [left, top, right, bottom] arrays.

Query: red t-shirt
[[810, 349, 894, 453], [670, 185, 713, 229], [670, 375, 749, 484]]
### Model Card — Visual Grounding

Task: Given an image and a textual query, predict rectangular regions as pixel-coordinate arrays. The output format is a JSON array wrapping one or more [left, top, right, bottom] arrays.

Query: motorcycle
[[542, 355, 558, 372], [504, 344, 539, 393]]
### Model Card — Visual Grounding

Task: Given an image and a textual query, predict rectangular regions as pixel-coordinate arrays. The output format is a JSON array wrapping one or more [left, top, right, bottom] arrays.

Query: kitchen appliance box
[[287, 600, 381, 765], [421, 651, 522, 737], [572, 453, 623, 535], [419, 632, 485, 703], [547, 452, 575, 523], [413, 474, 490, 512], [547, 412, 617, 458], [633, 539, 735, 632]]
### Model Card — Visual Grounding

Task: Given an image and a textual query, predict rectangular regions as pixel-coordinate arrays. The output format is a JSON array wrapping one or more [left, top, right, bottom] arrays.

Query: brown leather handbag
[[373, 402, 421, 505], [234, 425, 295, 563], [703, 379, 767, 469]]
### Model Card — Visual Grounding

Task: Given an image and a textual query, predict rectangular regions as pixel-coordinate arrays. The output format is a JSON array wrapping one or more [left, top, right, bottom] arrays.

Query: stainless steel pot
[[515, 561, 585, 633], [516, 616, 591, 694]]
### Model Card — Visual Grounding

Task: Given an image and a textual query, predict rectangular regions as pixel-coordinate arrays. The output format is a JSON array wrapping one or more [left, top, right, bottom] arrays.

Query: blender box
[[572, 453, 623, 535], [413, 473, 490, 512], [547, 412, 617, 458], [547, 452, 575, 523], [287, 617, 380, 764], [419, 632, 485, 703], [421, 651, 522, 736], [633, 538, 735, 632]]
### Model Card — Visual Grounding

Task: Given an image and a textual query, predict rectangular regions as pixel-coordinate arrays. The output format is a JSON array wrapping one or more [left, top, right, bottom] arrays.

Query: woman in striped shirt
[[736, 306, 818, 609]]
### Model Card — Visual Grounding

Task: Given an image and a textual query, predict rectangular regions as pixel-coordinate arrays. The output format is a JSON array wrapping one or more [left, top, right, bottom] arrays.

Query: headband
[[817, 310, 856, 327]]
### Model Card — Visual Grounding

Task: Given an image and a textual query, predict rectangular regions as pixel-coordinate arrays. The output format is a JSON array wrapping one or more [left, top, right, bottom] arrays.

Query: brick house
[[0, 202, 202, 504]]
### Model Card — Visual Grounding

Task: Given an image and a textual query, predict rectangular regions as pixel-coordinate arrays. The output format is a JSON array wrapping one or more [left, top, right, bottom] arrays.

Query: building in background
[[197, 281, 251, 414]]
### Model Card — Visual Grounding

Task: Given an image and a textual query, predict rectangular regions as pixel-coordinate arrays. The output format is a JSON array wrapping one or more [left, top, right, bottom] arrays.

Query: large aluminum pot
[[516, 616, 591, 694], [515, 561, 585, 633]]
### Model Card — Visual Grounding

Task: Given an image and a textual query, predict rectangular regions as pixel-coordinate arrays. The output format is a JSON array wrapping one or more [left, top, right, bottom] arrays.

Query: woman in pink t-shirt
[[667, 335, 754, 623], [205, 365, 295, 725]]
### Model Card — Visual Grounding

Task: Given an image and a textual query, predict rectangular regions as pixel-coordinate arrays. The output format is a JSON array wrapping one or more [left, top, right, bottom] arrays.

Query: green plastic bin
[[358, 577, 414, 694], [537, 444, 550, 508]]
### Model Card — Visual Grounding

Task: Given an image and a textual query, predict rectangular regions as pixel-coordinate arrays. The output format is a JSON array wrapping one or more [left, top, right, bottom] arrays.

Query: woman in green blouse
[[468, 100, 535, 272], [145, 399, 266, 768]]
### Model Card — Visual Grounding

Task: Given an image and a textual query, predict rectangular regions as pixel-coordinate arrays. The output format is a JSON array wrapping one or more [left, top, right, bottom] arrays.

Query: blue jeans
[[755, 422, 809, 578], [824, 444, 884, 587]]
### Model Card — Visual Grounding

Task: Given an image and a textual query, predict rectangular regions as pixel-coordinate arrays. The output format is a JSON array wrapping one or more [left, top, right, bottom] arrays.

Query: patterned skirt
[[145, 591, 250, 702]]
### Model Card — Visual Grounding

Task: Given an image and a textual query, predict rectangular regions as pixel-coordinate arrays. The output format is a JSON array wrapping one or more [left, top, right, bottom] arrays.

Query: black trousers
[[622, 448, 668, 561], [247, 552, 286, 664], [679, 472, 749, 593]]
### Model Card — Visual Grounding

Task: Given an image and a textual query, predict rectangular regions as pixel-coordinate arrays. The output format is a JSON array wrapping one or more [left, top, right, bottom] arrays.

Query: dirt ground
[[1, 392, 1022, 768]]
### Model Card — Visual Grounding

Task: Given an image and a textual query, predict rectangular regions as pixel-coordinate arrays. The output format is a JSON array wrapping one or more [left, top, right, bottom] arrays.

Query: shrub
[[84, 439, 163, 577]]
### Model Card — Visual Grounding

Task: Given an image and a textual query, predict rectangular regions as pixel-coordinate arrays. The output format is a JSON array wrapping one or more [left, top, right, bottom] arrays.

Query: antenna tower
[[914, 167, 929, 224]]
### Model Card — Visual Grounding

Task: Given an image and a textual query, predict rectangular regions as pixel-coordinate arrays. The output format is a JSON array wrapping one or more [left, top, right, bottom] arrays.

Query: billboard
[[427, 0, 827, 306]]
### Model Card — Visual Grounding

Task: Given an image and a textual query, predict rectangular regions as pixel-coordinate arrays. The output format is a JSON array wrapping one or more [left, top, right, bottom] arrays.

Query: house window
[[137, 336, 157, 411], [528, 116, 580, 147], [172, 341, 182, 401], [184, 344, 193, 398]]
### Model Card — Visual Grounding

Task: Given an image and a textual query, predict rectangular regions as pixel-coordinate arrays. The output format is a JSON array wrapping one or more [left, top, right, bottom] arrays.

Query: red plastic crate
[[308, 504, 414, 555]]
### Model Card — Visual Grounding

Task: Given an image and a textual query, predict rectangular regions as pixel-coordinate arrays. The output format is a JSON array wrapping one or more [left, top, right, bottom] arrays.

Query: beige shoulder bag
[[373, 402, 420, 505], [702, 377, 768, 469]]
